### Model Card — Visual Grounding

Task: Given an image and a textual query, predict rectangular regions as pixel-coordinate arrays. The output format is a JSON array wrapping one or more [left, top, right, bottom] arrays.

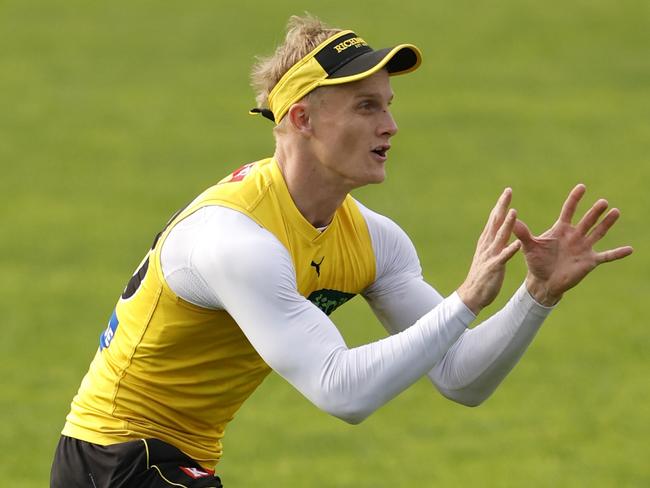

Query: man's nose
[[380, 110, 398, 137]]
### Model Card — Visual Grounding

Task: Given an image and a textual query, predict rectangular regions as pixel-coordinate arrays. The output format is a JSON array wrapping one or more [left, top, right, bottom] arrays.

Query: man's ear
[[287, 103, 313, 136]]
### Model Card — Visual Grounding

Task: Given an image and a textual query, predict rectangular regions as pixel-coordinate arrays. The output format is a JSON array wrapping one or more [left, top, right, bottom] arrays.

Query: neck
[[274, 142, 350, 228]]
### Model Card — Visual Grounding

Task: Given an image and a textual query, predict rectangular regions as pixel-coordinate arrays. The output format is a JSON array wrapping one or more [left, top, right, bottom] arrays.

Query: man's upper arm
[[163, 205, 473, 422], [185, 210, 347, 377], [359, 203, 445, 333]]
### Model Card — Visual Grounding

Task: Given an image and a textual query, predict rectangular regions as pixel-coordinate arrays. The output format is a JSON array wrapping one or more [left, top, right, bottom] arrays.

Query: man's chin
[[363, 171, 386, 186]]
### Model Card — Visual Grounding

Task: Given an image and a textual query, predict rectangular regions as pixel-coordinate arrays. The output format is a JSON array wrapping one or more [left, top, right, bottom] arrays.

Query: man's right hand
[[457, 188, 522, 315], [513, 184, 633, 306]]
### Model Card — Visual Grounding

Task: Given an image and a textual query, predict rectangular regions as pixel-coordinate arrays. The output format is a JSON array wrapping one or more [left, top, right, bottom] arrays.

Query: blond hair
[[250, 14, 341, 110]]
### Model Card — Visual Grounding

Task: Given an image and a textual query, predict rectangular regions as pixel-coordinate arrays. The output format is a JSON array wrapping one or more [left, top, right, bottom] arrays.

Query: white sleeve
[[160, 206, 474, 424], [431, 284, 553, 406], [359, 202, 446, 329], [359, 202, 554, 406]]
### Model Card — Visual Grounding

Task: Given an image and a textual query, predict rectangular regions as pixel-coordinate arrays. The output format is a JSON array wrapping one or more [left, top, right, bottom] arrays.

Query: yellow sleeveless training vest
[[62, 158, 376, 468]]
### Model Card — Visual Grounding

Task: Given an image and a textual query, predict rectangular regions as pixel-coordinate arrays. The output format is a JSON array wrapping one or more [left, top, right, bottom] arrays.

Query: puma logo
[[310, 257, 324, 277]]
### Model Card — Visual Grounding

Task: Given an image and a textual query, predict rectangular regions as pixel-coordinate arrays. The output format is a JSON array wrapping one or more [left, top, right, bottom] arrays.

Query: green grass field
[[1, 0, 648, 486]]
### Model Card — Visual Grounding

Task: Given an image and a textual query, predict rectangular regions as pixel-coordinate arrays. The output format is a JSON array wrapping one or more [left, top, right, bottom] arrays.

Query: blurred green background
[[1, 0, 648, 486]]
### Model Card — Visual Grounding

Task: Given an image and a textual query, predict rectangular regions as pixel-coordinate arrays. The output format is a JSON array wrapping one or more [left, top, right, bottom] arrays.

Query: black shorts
[[50, 435, 223, 488]]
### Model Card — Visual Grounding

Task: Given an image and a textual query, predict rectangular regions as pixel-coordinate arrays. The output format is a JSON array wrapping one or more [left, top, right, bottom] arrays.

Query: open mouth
[[371, 145, 390, 159]]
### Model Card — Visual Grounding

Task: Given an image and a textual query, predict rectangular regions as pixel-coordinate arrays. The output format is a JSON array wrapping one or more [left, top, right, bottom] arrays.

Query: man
[[51, 15, 633, 487]]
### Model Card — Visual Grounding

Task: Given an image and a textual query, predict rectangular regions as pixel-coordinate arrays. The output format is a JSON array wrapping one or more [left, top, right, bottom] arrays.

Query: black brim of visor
[[327, 46, 420, 79]]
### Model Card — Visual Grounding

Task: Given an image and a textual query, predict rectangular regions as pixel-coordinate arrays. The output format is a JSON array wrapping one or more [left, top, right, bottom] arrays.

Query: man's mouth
[[371, 144, 390, 159]]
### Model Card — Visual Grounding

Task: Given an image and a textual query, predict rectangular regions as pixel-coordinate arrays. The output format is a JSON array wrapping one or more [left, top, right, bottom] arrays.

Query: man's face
[[307, 69, 398, 190]]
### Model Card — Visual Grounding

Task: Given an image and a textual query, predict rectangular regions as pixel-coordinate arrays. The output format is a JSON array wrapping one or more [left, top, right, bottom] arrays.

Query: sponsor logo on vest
[[179, 466, 212, 479], [99, 309, 119, 350], [333, 37, 368, 53], [226, 162, 255, 183], [308, 289, 355, 315], [310, 256, 325, 277]]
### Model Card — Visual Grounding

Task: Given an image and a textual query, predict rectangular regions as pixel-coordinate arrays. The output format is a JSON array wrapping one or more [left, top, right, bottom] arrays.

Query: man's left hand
[[513, 184, 634, 306]]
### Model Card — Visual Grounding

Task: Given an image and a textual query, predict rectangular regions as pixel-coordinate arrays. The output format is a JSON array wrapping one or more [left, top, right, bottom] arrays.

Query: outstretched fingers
[[495, 208, 518, 247], [587, 207, 621, 245], [586, 206, 633, 264], [558, 183, 587, 224], [482, 188, 513, 240], [596, 245, 634, 264], [576, 199, 609, 235], [570, 192, 632, 260], [493, 208, 520, 262], [498, 239, 522, 262]]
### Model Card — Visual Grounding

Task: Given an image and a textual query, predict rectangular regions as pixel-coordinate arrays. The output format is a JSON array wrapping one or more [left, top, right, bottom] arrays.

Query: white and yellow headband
[[250, 30, 422, 124]]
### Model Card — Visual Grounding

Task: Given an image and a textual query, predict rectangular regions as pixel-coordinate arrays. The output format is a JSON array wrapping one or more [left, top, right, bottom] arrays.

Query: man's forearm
[[428, 283, 554, 406]]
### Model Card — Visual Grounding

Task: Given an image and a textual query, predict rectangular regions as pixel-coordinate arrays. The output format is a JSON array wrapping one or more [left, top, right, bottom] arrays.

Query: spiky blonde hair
[[250, 14, 342, 110]]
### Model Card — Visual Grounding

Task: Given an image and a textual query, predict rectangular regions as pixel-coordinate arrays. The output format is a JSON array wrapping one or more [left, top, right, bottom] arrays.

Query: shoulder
[[164, 205, 294, 282], [199, 206, 290, 263], [355, 198, 403, 232], [354, 199, 417, 254], [353, 199, 422, 289]]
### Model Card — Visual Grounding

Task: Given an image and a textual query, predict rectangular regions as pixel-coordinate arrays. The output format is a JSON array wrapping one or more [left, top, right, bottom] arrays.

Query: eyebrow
[[353, 92, 395, 101]]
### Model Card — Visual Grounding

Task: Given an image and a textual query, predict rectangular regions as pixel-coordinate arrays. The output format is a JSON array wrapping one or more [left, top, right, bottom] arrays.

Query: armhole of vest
[[347, 197, 377, 287], [152, 202, 267, 312], [152, 204, 215, 312]]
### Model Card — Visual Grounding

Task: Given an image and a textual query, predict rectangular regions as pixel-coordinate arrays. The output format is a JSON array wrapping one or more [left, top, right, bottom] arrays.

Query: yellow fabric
[[62, 158, 376, 468], [264, 30, 422, 123], [267, 30, 352, 123]]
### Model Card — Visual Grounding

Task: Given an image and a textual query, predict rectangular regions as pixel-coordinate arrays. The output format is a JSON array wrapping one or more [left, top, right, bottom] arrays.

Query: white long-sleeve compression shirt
[[160, 203, 553, 422]]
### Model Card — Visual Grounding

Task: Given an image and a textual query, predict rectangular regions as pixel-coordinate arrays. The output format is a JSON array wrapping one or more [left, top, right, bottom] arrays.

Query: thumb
[[513, 219, 535, 247]]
